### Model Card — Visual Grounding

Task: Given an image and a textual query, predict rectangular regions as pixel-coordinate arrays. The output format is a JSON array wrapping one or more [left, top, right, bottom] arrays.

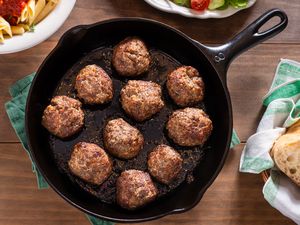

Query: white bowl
[[0, 0, 76, 54], [144, 0, 256, 19]]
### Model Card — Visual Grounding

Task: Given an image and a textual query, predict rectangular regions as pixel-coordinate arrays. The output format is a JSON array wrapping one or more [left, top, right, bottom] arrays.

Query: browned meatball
[[68, 142, 112, 185], [116, 170, 157, 210], [112, 37, 151, 76], [166, 108, 213, 147], [42, 96, 84, 138], [120, 80, 164, 121], [148, 144, 183, 184], [167, 66, 204, 107], [75, 64, 113, 104], [103, 118, 144, 159]]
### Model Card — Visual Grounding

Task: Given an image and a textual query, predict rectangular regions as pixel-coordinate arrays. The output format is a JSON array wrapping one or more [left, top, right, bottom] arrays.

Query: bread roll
[[271, 132, 300, 187]]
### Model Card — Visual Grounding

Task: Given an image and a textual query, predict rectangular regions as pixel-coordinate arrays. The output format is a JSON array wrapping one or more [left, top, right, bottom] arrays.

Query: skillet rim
[[25, 17, 233, 223]]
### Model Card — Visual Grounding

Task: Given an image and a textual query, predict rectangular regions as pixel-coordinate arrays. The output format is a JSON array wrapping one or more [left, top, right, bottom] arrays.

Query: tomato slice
[[190, 0, 210, 11]]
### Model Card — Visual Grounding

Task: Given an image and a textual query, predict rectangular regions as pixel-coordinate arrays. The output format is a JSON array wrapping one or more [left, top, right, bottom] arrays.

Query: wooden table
[[1, 1, 299, 224]]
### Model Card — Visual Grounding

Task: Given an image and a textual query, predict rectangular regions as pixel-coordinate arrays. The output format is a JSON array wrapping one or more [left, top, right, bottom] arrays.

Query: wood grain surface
[[0, 0, 299, 224]]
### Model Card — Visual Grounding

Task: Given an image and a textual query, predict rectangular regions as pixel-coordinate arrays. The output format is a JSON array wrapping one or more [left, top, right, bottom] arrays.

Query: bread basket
[[262, 170, 270, 183]]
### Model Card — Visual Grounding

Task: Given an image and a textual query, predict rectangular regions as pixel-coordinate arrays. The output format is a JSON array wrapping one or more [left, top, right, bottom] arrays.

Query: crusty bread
[[286, 120, 300, 134], [271, 132, 300, 186]]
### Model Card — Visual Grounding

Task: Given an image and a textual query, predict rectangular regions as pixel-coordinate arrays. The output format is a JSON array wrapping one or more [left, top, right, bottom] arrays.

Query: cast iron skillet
[[25, 9, 288, 223]]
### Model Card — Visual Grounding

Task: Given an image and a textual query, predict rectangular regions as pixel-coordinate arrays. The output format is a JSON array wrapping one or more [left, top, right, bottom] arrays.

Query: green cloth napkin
[[5, 73, 113, 225], [5, 74, 48, 188], [5, 73, 240, 224], [230, 130, 240, 148]]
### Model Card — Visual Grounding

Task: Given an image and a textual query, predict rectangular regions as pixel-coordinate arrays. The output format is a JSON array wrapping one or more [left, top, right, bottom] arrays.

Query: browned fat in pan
[[50, 46, 210, 204]]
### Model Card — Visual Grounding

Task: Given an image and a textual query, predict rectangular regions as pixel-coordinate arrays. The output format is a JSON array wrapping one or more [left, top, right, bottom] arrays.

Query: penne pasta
[[18, 24, 30, 31], [11, 26, 25, 35], [34, 0, 46, 21], [34, 0, 59, 24], [27, 0, 36, 25], [0, 30, 4, 43], [0, 16, 12, 38], [20, 5, 29, 23], [49, 0, 59, 3]]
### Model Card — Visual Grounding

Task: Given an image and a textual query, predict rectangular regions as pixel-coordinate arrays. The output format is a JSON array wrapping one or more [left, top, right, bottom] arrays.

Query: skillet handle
[[196, 8, 288, 83]]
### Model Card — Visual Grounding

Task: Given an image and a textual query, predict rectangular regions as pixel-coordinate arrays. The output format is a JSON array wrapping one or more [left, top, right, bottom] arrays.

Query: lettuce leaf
[[172, 0, 190, 7], [208, 0, 225, 10], [229, 0, 248, 8]]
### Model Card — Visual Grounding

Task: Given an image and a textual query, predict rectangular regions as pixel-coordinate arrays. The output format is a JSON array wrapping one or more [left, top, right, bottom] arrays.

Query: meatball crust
[[68, 142, 112, 185], [42, 96, 84, 138], [116, 170, 157, 210], [148, 144, 183, 184], [167, 66, 205, 107], [75, 64, 113, 104], [104, 118, 144, 159], [112, 37, 151, 77], [166, 108, 213, 147], [120, 80, 164, 122]]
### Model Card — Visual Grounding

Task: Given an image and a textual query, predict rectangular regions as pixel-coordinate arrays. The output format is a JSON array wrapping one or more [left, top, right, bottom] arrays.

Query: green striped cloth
[[239, 59, 300, 224], [231, 130, 240, 148], [5, 73, 240, 224]]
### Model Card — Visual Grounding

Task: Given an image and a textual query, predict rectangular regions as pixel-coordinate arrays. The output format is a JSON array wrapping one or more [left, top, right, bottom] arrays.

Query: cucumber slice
[[208, 0, 225, 10]]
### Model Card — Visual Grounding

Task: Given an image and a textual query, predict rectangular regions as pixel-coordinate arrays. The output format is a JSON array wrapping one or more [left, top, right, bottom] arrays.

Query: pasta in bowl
[[0, 0, 76, 54]]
